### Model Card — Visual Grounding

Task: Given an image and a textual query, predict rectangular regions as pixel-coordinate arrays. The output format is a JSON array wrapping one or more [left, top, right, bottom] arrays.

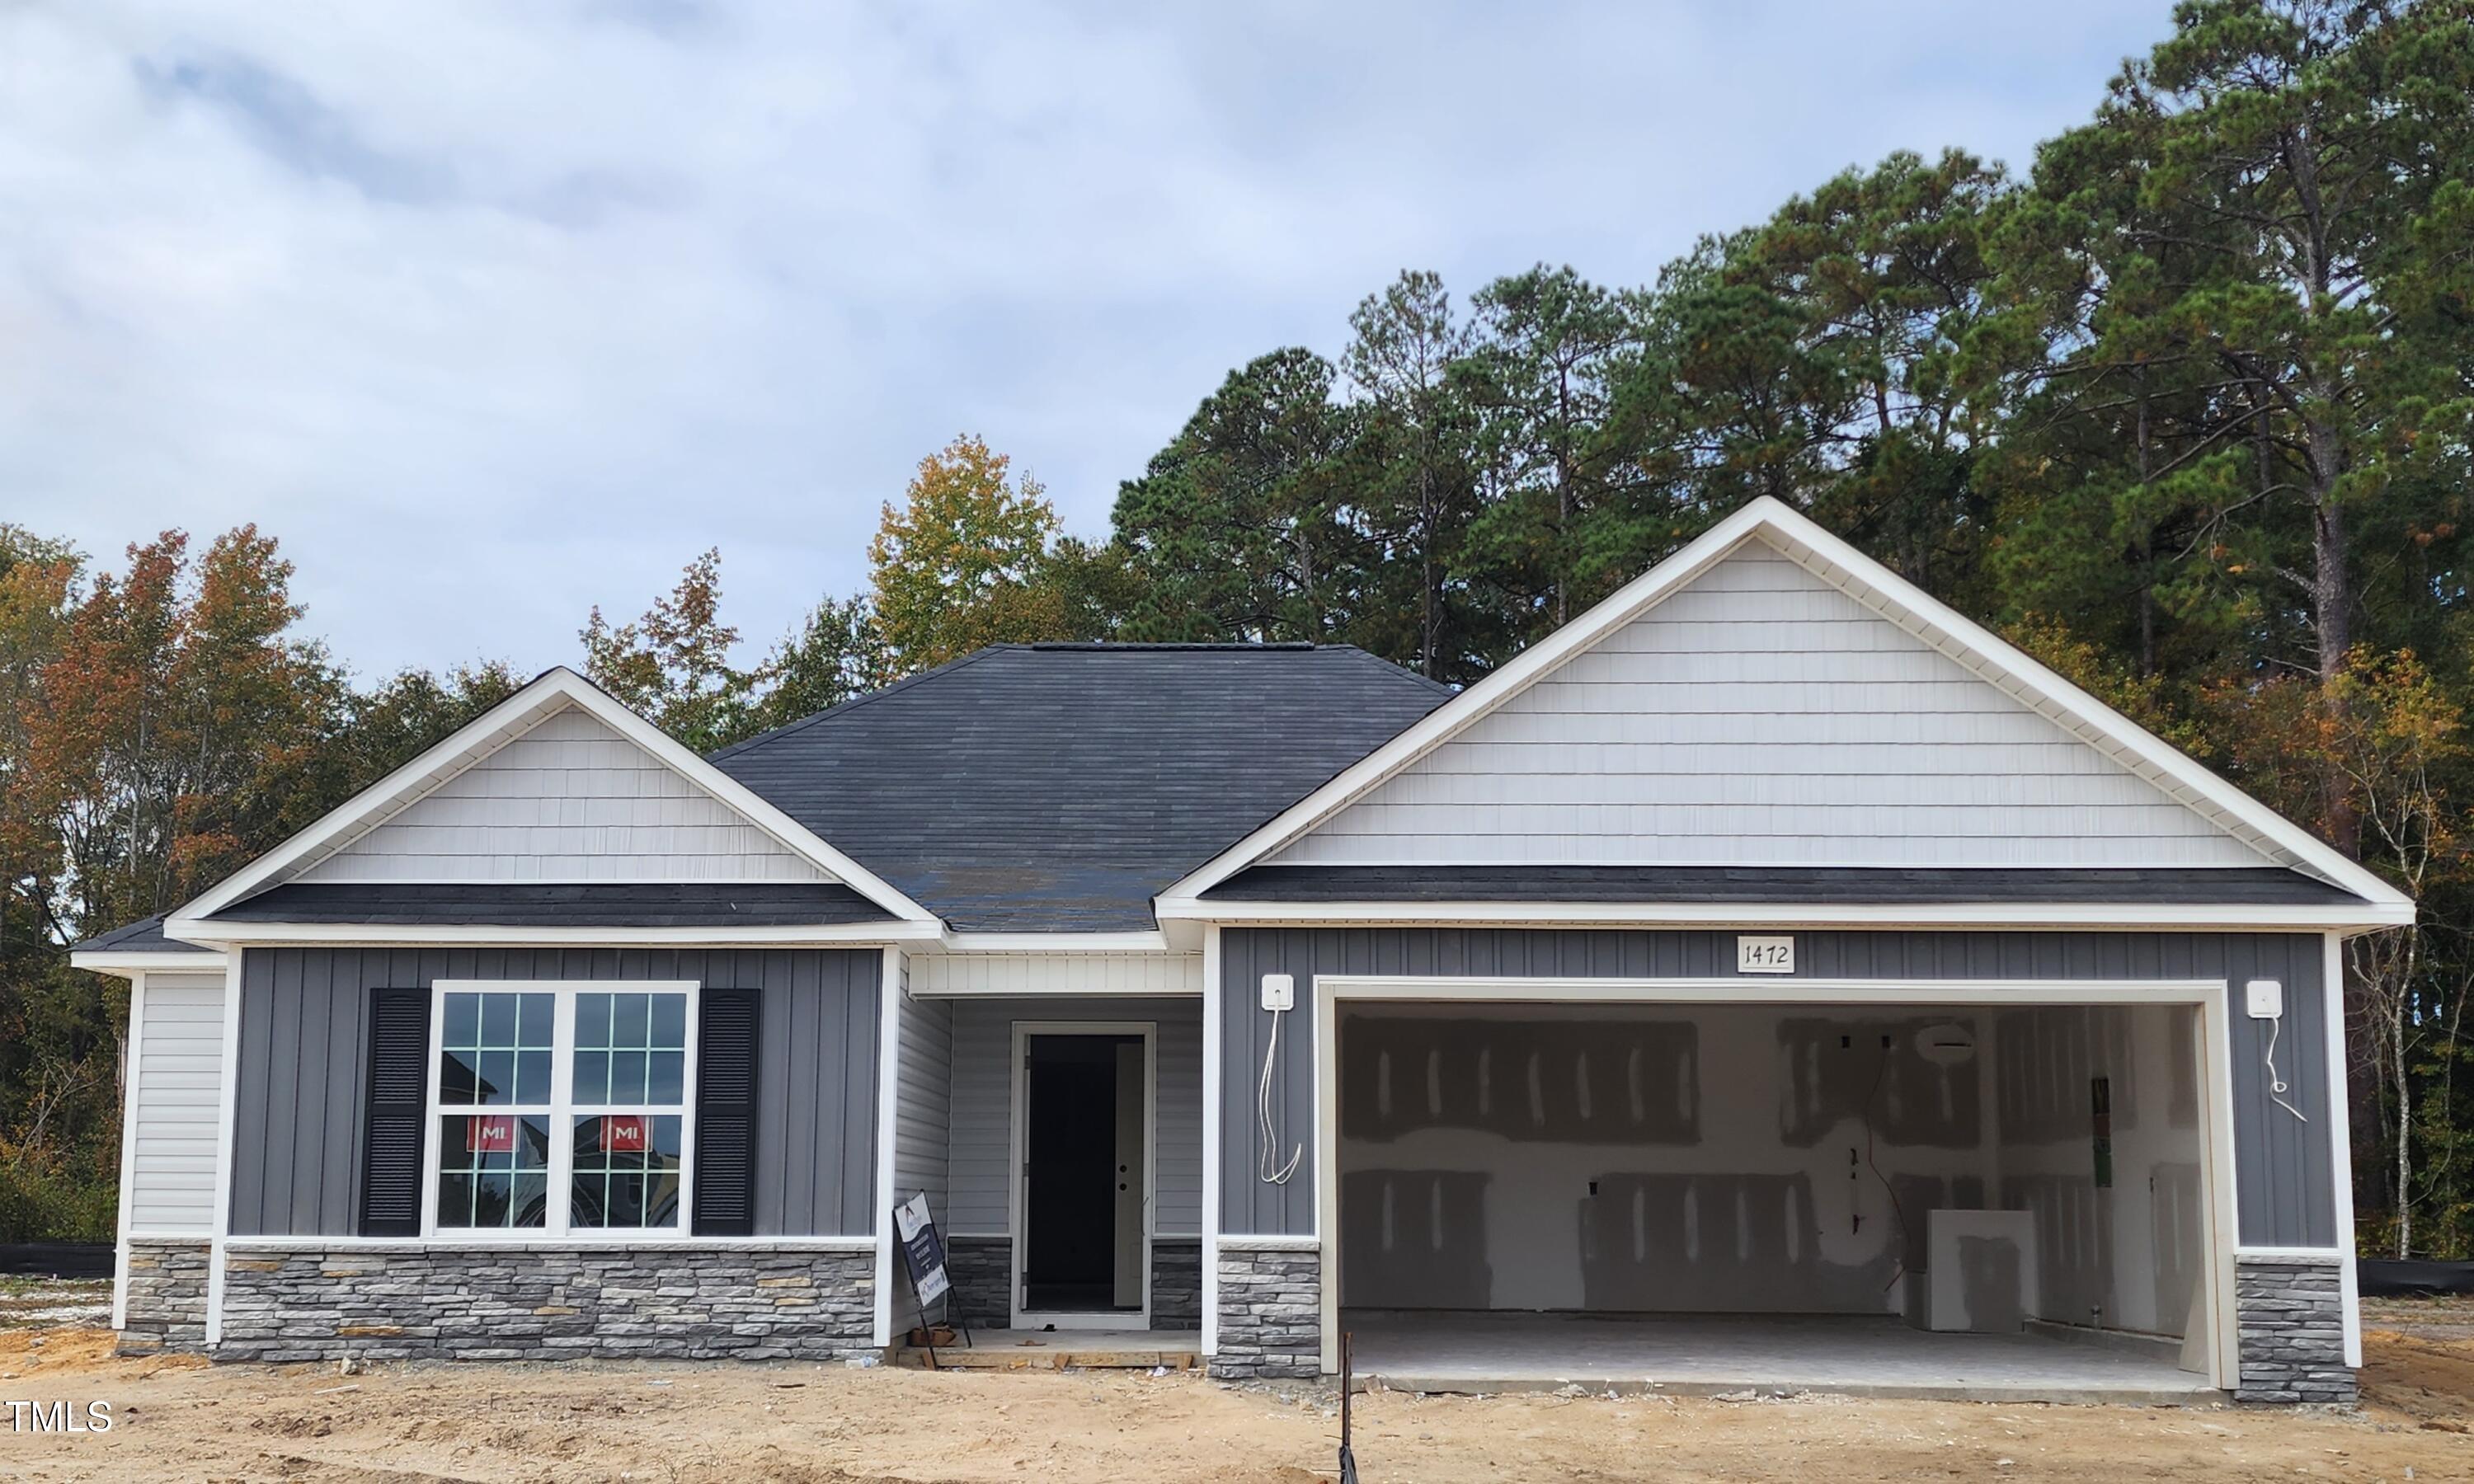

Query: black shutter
[[359, 987, 430, 1237], [694, 986, 763, 1236]]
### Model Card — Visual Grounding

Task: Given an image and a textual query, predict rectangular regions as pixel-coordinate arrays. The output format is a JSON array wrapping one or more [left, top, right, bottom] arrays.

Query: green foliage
[[732, 594, 891, 742], [870, 434, 1075, 673], [581, 548, 757, 754], [1111, 348, 1370, 644], [2, 529, 530, 1241]]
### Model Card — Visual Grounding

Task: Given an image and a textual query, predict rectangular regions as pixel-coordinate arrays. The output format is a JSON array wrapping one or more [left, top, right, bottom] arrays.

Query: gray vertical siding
[[1218, 928, 2334, 1247], [230, 946, 883, 1238]]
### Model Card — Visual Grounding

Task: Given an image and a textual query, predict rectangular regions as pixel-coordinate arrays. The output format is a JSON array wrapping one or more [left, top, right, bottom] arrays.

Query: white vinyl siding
[[945, 997, 1202, 1237], [907, 953, 1203, 998], [1276, 539, 2270, 869], [892, 963, 953, 1225], [128, 973, 225, 1235], [300, 704, 831, 884]]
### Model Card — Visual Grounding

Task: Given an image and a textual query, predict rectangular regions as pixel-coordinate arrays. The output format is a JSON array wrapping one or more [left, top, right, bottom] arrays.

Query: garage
[[1319, 985, 2231, 1398], [1175, 500, 2401, 1400]]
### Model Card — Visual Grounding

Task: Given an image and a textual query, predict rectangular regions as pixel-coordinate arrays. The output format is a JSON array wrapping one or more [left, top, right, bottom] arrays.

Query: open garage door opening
[[1329, 996, 2229, 1399]]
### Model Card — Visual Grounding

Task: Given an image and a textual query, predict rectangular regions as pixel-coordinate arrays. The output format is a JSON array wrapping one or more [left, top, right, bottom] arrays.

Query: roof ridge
[[706, 645, 1017, 761], [1024, 641, 1320, 651]]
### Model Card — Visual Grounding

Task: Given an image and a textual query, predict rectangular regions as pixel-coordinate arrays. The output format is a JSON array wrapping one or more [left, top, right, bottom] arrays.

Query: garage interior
[[1334, 999, 2223, 1398]]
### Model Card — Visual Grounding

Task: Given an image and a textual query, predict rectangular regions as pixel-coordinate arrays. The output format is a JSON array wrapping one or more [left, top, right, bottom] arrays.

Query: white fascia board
[[168, 667, 941, 936], [167, 920, 945, 948], [1157, 495, 2410, 916], [69, 950, 231, 978], [1154, 895, 2416, 932]]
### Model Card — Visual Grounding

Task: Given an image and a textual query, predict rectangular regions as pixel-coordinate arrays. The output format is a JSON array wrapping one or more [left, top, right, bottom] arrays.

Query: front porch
[[893, 1327, 1203, 1371], [889, 984, 1205, 1341]]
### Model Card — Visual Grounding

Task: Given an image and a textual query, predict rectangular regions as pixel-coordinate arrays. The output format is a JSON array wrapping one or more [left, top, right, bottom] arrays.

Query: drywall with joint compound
[[1993, 1002, 2204, 1336], [1336, 1002, 1997, 1313]]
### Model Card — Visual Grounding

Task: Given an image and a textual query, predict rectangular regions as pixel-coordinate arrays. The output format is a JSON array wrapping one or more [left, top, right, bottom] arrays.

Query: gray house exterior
[[75, 498, 2410, 1404]]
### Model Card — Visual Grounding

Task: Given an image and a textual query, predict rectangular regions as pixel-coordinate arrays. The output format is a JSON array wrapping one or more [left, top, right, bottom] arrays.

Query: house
[[73, 497, 2407, 1404]]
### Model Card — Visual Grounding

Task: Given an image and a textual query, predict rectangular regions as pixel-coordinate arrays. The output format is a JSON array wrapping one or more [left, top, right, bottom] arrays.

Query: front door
[[1016, 1028, 1150, 1324]]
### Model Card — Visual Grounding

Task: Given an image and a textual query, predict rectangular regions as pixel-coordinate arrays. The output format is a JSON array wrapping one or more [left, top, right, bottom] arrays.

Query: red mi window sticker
[[465, 1115, 519, 1153], [600, 1115, 648, 1153]]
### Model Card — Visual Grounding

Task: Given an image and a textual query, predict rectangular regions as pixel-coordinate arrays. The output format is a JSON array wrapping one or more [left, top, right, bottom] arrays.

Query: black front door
[[1023, 1034, 1136, 1313]]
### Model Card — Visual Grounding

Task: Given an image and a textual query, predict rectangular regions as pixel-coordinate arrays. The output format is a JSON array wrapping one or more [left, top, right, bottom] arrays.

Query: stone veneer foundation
[[1210, 1242, 1320, 1380], [213, 1244, 877, 1363], [117, 1238, 212, 1355], [2234, 1252, 2356, 1405]]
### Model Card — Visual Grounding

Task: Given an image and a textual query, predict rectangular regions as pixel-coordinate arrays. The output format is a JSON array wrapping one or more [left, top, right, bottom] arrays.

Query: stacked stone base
[[214, 1245, 876, 1364], [118, 1238, 212, 1355], [1210, 1242, 1320, 1380], [1150, 1238, 1202, 1328], [2235, 1253, 2355, 1404]]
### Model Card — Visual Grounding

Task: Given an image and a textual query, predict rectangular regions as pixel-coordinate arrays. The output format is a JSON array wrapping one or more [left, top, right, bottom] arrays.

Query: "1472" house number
[[1736, 935, 1795, 974]]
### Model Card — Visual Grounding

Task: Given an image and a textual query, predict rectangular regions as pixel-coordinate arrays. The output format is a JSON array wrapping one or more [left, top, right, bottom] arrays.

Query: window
[[426, 982, 697, 1237]]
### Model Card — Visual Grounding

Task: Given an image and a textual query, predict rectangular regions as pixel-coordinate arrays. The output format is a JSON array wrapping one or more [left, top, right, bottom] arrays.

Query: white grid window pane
[[568, 1114, 684, 1228], [440, 991, 554, 1106], [574, 992, 688, 1108], [435, 1113, 550, 1228]]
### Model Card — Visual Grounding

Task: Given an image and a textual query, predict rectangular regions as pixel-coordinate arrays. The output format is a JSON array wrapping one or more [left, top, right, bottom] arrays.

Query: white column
[[1199, 924, 1221, 1355], [2322, 931, 2361, 1369], [873, 946, 903, 1349]]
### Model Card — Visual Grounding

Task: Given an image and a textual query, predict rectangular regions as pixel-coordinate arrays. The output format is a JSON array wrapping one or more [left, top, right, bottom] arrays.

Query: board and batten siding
[[944, 997, 1202, 1237], [1217, 928, 2334, 1251], [228, 946, 882, 1237], [126, 972, 228, 1235], [298, 703, 830, 884], [1272, 540, 2269, 869]]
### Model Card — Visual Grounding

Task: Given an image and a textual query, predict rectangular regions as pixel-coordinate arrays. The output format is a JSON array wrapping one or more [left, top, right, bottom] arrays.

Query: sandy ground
[[0, 1302, 2469, 1482]]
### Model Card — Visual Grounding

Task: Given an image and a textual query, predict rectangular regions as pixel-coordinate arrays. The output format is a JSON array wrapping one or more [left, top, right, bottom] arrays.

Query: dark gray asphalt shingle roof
[[69, 916, 207, 953], [210, 881, 891, 928], [710, 643, 1452, 932], [1205, 864, 2363, 906]]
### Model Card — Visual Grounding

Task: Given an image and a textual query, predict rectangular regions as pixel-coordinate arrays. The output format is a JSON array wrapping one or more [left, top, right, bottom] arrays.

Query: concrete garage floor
[[1344, 1311, 2222, 1403]]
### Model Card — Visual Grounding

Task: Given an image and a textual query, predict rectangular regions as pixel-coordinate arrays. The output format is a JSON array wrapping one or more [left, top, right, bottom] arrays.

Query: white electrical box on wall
[[2246, 979, 2284, 1019], [1260, 973, 1295, 1012]]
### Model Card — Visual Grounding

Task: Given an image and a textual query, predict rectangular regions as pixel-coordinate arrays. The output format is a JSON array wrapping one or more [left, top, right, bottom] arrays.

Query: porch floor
[[1343, 1311, 2220, 1404], [894, 1328, 1202, 1372]]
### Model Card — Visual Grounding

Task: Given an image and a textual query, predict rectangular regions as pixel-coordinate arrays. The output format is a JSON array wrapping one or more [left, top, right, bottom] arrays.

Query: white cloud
[[1, 0, 2171, 679]]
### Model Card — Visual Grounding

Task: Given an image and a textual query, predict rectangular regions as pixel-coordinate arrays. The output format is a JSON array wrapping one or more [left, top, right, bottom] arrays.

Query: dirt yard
[[2, 1303, 2470, 1482]]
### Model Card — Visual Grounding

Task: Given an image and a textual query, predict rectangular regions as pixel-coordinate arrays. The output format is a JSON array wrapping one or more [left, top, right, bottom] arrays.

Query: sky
[[3, 1, 2180, 682]]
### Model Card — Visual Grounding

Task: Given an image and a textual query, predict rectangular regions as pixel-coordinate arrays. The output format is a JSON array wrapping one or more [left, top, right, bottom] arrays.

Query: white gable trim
[[169, 668, 940, 934], [1160, 497, 2410, 914]]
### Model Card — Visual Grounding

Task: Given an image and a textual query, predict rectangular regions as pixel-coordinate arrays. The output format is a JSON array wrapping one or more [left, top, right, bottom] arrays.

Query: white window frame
[[422, 979, 700, 1242]]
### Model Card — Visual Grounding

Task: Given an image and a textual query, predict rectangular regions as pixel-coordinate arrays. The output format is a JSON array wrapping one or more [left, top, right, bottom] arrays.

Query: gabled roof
[[167, 667, 941, 941], [1159, 496, 2413, 925], [72, 915, 205, 953], [65, 914, 225, 978], [708, 643, 1453, 932]]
